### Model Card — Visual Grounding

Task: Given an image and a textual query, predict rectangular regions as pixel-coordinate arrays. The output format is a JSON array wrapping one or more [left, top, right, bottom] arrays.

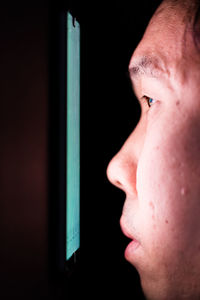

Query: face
[[107, 2, 200, 300]]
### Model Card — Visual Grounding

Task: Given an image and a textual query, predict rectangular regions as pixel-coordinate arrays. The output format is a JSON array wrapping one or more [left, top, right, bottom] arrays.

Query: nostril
[[116, 180, 122, 188]]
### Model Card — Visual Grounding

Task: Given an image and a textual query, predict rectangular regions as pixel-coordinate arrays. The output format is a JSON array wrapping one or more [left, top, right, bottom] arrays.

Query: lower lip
[[125, 240, 140, 259]]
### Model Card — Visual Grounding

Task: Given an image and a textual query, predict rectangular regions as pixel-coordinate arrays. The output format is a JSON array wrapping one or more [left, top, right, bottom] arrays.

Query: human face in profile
[[107, 1, 200, 299]]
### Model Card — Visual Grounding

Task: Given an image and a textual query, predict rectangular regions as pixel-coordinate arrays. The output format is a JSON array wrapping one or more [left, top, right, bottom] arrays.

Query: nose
[[107, 152, 137, 196], [106, 117, 146, 196], [106, 138, 138, 196]]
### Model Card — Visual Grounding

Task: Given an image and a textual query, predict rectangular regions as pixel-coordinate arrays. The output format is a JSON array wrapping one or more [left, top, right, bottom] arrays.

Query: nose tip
[[106, 120, 144, 196], [106, 148, 138, 196], [106, 156, 124, 190]]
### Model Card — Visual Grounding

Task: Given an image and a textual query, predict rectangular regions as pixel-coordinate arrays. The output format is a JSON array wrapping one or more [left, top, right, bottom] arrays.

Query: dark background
[[0, 0, 161, 298]]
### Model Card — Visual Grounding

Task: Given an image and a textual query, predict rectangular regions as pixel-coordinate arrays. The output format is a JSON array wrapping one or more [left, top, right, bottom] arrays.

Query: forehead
[[128, 3, 200, 87], [129, 5, 187, 69]]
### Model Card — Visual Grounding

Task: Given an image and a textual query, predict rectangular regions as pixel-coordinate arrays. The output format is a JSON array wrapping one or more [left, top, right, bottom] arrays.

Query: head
[[107, 0, 200, 299]]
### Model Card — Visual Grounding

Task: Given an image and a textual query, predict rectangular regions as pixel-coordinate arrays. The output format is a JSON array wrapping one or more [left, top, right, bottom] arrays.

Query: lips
[[120, 217, 136, 240], [120, 217, 140, 260]]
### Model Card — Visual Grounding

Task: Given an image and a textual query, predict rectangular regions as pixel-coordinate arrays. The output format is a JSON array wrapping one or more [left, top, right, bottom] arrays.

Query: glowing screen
[[66, 11, 80, 260]]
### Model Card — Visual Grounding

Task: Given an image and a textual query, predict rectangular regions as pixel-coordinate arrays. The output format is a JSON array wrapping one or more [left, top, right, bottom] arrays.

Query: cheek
[[136, 115, 200, 252]]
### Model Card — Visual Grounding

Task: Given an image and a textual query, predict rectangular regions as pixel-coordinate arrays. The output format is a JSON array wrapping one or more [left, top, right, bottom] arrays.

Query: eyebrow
[[128, 55, 165, 83]]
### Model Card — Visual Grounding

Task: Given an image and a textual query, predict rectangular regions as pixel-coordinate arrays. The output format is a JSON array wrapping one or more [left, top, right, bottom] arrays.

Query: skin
[[107, 1, 200, 299]]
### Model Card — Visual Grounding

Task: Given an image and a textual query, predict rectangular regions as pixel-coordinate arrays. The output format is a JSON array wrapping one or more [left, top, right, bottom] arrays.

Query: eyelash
[[142, 96, 155, 108]]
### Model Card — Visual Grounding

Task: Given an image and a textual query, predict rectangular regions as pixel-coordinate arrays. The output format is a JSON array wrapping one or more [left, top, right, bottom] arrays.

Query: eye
[[143, 96, 156, 108]]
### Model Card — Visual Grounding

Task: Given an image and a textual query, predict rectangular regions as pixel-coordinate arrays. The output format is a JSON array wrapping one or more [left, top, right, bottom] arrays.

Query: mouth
[[124, 239, 140, 260], [120, 219, 140, 260]]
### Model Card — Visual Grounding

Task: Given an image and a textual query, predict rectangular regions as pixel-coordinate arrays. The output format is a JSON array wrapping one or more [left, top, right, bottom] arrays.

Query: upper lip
[[120, 217, 137, 241]]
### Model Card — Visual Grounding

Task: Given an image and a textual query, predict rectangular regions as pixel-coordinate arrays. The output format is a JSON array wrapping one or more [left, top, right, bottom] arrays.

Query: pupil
[[149, 98, 153, 106]]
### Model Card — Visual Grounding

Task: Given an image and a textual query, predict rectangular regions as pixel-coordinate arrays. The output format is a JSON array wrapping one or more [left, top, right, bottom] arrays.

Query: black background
[[0, 0, 161, 298], [79, 1, 161, 299]]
